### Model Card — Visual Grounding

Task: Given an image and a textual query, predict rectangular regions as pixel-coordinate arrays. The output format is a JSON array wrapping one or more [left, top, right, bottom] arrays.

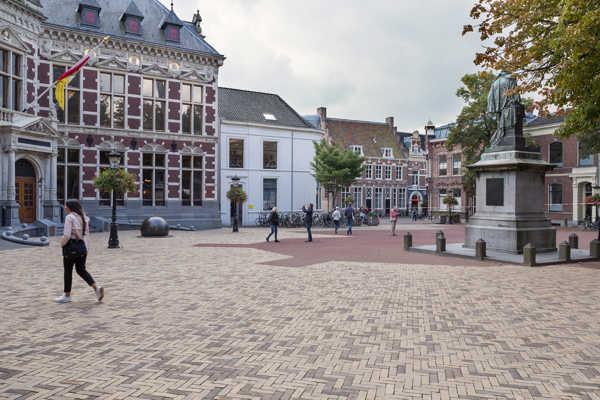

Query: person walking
[[266, 207, 280, 242], [332, 207, 341, 234], [391, 207, 399, 236], [302, 203, 313, 242], [56, 199, 104, 303], [345, 204, 354, 236], [412, 209, 417, 222]]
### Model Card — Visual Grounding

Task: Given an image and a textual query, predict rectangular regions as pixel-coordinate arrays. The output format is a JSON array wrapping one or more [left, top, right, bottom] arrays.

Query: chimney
[[317, 107, 327, 130], [385, 116, 394, 127]]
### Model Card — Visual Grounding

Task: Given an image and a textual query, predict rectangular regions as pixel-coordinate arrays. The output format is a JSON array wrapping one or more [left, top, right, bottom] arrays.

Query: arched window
[[549, 142, 563, 166]]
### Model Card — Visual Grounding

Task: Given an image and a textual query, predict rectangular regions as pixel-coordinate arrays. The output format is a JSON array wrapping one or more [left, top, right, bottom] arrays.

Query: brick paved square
[[1, 226, 600, 399]]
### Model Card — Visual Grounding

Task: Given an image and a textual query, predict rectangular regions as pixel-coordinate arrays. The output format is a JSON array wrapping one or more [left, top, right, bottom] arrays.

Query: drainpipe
[[291, 130, 294, 212]]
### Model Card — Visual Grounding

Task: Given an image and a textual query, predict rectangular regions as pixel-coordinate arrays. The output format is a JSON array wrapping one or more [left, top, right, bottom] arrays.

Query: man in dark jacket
[[302, 203, 313, 242], [266, 207, 280, 242], [345, 205, 354, 235]]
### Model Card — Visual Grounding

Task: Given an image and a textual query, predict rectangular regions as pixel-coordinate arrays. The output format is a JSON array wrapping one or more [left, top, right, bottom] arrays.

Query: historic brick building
[[0, 0, 223, 230], [310, 107, 427, 216]]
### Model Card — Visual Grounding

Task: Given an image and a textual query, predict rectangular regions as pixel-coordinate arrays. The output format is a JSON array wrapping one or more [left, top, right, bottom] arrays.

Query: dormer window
[[121, 1, 144, 35], [382, 147, 393, 159], [160, 8, 183, 43], [263, 113, 276, 121], [77, 0, 101, 28]]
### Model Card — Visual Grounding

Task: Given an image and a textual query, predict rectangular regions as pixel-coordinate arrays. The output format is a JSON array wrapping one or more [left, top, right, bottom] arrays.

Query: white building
[[219, 88, 323, 226]]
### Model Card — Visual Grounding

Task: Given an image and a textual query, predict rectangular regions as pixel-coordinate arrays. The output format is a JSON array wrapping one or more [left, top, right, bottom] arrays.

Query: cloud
[[164, 0, 484, 132]]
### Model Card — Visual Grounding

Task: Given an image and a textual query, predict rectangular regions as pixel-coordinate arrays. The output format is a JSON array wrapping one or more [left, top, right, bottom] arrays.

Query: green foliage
[[343, 196, 354, 205], [310, 139, 365, 207], [226, 186, 247, 202], [93, 168, 136, 194], [442, 196, 459, 206], [463, 0, 600, 155], [446, 71, 533, 194]]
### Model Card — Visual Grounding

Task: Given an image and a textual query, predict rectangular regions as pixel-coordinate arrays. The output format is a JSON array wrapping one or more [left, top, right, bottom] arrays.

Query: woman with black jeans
[[266, 207, 280, 242], [56, 199, 104, 303], [302, 203, 313, 242]]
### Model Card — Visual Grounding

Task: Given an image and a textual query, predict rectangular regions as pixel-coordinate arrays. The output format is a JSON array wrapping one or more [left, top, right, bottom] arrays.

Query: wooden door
[[16, 177, 36, 223]]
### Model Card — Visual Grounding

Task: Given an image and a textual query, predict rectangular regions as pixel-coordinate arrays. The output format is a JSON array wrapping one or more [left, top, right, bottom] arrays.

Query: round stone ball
[[141, 216, 169, 237], [22, 234, 30, 240], [40, 236, 48, 242]]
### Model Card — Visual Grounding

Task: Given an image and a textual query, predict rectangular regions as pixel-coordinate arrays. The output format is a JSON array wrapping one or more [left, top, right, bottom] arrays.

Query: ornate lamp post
[[231, 175, 240, 233], [108, 150, 121, 248]]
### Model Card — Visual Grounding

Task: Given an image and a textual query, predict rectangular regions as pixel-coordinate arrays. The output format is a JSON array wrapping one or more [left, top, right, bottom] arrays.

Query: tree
[[446, 72, 533, 194], [463, 0, 600, 156], [311, 139, 364, 210]]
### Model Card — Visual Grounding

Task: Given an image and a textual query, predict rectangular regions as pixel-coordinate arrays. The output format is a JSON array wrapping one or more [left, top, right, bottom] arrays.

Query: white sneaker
[[95, 286, 104, 302], [55, 295, 72, 303]]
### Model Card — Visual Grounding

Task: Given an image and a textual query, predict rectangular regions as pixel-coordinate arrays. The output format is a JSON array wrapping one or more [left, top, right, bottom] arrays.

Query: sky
[[161, 0, 484, 133]]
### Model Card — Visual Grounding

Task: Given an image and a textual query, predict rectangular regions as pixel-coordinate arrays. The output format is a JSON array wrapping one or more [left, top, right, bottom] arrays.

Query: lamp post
[[108, 150, 121, 248], [231, 175, 240, 233], [424, 120, 435, 219]]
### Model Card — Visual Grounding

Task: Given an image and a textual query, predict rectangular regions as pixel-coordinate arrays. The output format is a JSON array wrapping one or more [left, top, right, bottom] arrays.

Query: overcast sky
[[162, 0, 483, 132]]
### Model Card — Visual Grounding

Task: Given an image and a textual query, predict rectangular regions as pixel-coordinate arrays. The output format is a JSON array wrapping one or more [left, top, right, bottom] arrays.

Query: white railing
[[0, 107, 14, 124]]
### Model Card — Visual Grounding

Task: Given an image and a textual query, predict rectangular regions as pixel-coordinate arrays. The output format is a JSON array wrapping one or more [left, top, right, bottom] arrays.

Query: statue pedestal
[[465, 148, 556, 254]]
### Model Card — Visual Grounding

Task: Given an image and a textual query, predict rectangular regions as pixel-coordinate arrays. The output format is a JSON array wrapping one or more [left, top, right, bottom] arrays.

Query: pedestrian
[[266, 207, 280, 242], [332, 207, 341, 234], [412, 209, 417, 222], [391, 207, 399, 236], [345, 204, 354, 235], [56, 199, 104, 303], [302, 203, 313, 242]]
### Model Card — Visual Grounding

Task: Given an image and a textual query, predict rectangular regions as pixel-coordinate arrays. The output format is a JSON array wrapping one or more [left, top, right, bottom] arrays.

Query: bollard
[[523, 243, 536, 267], [568, 233, 578, 249], [590, 240, 600, 258], [559, 241, 571, 262], [475, 239, 486, 260], [403, 232, 412, 250], [436, 234, 446, 253]]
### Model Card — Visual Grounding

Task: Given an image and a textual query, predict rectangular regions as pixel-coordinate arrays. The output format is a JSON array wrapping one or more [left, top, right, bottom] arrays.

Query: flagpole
[[22, 35, 110, 114]]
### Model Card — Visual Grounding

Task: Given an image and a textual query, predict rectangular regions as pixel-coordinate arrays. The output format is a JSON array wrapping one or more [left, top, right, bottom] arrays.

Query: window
[[374, 187, 383, 209], [79, 7, 99, 27], [98, 151, 125, 206], [166, 26, 180, 42], [396, 166, 402, 180], [125, 16, 142, 35], [549, 142, 563, 166], [353, 187, 362, 208], [438, 155, 447, 176], [263, 141, 277, 169], [56, 147, 81, 205], [181, 83, 203, 134], [350, 145, 363, 156], [411, 170, 418, 186], [549, 183, 563, 212], [382, 148, 393, 159], [0, 49, 21, 111], [341, 187, 350, 205], [263, 179, 277, 210], [142, 78, 166, 131], [375, 165, 382, 180], [384, 165, 392, 180], [263, 113, 276, 121], [142, 153, 166, 206], [439, 189, 447, 211], [229, 139, 243, 168], [398, 188, 406, 209], [100, 72, 125, 129], [452, 154, 462, 176], [579, 143, 594, 166], [53, 65, 80, 124], [366, 187, 372, 210], [182, 155, 203, 206], [365, 165, 373, 179]]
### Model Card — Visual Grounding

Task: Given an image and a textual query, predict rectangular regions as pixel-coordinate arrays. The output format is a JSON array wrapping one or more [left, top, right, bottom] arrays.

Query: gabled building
[[219, 88, 323, 226], [309, 107, 427, 216], [0, 0, 224, 230]]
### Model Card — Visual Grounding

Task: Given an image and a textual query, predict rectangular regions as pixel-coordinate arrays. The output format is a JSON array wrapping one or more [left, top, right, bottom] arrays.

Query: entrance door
[[15, 159, 37, 223], [16, 178, 36, 223]]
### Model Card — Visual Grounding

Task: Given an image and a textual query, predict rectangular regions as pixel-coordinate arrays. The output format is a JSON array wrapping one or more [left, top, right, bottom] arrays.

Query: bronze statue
[[487, 70, 524, 147]]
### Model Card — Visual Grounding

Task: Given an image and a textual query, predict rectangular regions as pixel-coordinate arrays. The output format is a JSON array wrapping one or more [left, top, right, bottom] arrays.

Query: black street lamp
[[231, 175, 240, 233], [108, 150, 121, 248]]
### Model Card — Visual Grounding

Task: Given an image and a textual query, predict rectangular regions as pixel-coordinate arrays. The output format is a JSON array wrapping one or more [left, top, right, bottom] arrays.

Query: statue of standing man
[[487, 70, 524, 147]]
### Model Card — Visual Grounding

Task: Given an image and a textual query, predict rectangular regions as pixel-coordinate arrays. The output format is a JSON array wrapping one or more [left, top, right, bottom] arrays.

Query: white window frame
[[384, 165, 392, 180], [228, 137, 244, 169], [396, 165, 402, 180], [365, 164, 373, 179], [350, 145, 363, 156], [382, 147, 393, 159], [142, 77, 167, 132], [0, 47, 24, 111], [375, 165, 382, 180], [180, 83, 204, 135]]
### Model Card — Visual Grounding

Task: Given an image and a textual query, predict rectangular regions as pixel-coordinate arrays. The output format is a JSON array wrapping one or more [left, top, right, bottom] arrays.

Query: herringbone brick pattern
[[1, 227, 600, 399]]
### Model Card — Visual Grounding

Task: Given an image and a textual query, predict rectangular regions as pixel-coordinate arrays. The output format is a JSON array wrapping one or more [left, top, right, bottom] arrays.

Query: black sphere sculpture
[[141, 216, 169, 237]]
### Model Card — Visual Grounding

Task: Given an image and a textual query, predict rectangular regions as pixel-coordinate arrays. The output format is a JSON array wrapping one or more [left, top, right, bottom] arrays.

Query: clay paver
[[1, 225, 599, 399]]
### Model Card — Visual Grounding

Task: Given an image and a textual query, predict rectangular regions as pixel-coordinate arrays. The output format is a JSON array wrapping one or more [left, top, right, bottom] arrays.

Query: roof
[[159, 8, 183, 29], [526, 114, 566, 127], [325, 118, 408, 159], [219, 88, 317, 130], [302, 115, 320, 129], [40, 0, 223, 57], [77, 0, 100, 11], [120, 0, 144, 21]]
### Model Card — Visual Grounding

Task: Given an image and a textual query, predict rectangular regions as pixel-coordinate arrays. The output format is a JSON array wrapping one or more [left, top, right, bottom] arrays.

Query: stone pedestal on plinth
[[464, 136, 556, 254]]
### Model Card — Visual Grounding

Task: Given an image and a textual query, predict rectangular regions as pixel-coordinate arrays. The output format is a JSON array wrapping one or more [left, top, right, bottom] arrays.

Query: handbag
[[62, 238, 87, 258]]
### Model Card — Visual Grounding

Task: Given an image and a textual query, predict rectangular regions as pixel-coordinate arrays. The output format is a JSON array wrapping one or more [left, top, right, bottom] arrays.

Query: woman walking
[[302, 203, 313, 242], [390, 207, 399, 236], [266, 207, 280, 242], [332, 207, 341, 234], [56, 199, 104, 303]]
